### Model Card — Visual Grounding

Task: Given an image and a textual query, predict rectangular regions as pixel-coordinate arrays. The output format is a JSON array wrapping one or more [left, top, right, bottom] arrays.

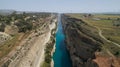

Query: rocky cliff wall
[[61, 14, 104, 67]]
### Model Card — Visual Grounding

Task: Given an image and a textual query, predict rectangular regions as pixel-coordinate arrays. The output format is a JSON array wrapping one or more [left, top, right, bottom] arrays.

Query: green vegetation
[[15, 21, 33, 32], [0, 11, 51, 33], [41, 36, 55, 67], [41, 26, 56, 67], [41, 62, 50, 67], [65, 14, 120, 57], [0, 11, 52, 65]]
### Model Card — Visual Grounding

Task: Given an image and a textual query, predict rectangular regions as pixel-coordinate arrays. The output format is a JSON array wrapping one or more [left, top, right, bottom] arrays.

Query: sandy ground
[[8, 31, 51, 67], [93, 26, 120, 67], [8, 18, 57, 67], [93, 52, 120, 67], [33, 31, 51, 67]]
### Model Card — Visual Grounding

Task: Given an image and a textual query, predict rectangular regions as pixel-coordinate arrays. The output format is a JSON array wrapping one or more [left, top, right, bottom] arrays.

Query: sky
[[0, 0, 120, 13]]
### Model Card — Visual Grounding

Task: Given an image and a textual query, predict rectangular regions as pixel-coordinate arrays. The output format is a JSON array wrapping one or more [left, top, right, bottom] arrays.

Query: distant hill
[[0, 9, 15, 15], [0, 9, 53, 15], [101, 12, 120, 15], [94, 12, 120, 15]]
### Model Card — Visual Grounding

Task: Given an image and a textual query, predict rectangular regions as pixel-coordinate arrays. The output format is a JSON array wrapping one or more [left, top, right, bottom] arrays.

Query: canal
[[53, 14, 72, 67]]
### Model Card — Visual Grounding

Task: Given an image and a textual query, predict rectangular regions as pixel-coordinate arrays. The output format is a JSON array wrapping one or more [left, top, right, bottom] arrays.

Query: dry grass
[[0, 32, 30, 59], [66, 14, 120, 56], [0, 34, 20, 58], [67, 14, 120, 44]]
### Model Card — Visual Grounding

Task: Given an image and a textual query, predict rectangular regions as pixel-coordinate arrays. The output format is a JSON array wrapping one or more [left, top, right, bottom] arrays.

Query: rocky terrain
[[0, 32, 11, 44], [61, 14, 120, 67], [0, 12, 57, 67]]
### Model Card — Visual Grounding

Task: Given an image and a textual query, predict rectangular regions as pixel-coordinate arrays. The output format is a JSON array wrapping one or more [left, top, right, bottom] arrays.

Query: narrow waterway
[[53, 14, 72, 67]]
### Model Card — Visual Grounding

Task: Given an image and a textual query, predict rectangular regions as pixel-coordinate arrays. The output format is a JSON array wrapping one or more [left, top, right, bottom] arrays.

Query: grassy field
[[66, 13, 120, 56], [66, 14, 120, 44]]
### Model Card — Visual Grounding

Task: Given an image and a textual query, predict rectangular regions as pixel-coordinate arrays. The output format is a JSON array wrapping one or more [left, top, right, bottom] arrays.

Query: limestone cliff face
[[0, 15, 57, 67], [61, 14, 103, 67]]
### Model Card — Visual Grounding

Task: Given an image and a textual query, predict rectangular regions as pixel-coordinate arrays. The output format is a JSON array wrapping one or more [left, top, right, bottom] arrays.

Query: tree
[[0, 23, 5, 32], [117, 18, 120, 20], [114, 51, 119, 56]]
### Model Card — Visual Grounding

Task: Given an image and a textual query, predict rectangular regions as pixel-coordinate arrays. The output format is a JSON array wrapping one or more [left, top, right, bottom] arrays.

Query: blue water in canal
[[53, 15, 72, 67]]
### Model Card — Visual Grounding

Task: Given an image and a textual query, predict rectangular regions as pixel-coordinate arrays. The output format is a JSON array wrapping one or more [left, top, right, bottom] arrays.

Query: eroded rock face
[[61, 14, 103, 67]]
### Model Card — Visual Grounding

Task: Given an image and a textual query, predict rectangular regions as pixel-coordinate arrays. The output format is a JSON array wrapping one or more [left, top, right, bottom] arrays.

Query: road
[[96, 26, 120, 48], [86, 21, 120, 48]]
